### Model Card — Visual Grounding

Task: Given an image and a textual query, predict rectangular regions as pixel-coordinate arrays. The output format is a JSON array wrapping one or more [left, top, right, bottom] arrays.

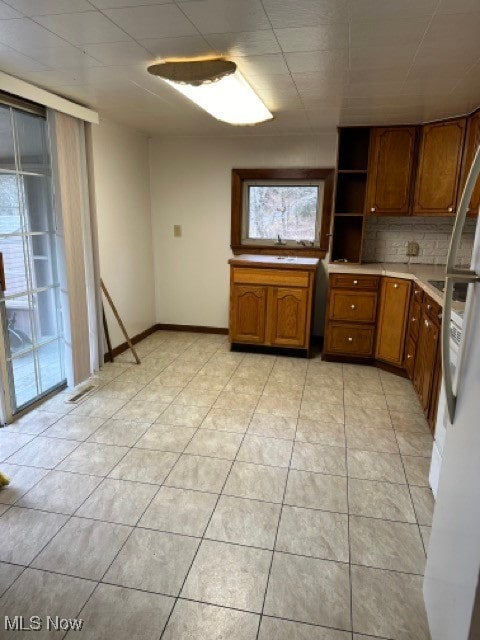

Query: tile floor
[[0, 330, 434, 640]]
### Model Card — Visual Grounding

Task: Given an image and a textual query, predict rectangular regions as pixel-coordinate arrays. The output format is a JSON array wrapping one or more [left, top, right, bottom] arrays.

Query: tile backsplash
[[362, 216, 477, 266]]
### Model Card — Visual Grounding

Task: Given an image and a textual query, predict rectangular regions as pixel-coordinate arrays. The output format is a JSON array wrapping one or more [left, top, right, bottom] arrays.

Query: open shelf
[[335, 173, 367, 214], [337, 127, 370, 171], [331, 215, 364, 263]]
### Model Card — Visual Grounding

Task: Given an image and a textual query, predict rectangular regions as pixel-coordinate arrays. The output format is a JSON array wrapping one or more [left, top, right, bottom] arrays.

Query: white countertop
[[328, 262, 458, 309]]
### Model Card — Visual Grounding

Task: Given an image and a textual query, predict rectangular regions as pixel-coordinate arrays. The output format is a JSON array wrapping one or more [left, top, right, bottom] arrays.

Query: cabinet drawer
[[325, 324, 375, 356], [232, 267, 309, 288], [328, 290, 377, 323], [330, 274, 379, 290], [425, 296, 442, 324]]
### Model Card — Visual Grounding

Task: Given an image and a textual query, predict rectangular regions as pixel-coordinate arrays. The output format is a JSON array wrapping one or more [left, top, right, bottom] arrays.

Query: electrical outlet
[[174, 224, 182, 237], [406, 241, 419, 256]]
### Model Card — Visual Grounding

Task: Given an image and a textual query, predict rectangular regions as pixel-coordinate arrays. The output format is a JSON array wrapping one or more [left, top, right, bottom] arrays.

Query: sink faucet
[[274, 234, 286, 246]]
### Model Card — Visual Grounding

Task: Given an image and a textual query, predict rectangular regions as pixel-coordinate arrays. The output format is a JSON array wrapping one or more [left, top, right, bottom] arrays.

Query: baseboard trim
[[103, 325, 158, 363], [155, 323, 228, 335]]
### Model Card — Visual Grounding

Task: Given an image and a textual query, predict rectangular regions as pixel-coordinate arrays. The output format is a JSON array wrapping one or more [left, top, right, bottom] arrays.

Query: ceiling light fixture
[[147, 58, 273, 126]]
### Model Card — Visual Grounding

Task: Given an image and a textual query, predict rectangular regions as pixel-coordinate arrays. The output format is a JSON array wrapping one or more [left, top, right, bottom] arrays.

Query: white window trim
[[241, 179, 325, 247]]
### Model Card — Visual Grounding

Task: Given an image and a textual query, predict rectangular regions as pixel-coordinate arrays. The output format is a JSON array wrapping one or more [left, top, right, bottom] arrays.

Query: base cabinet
[[375, 277, 411, 366], [229, 258, 318, 353]]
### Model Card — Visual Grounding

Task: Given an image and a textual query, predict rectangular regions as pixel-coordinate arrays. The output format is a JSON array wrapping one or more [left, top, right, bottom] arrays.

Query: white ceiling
[[0, 0, 479, 136]]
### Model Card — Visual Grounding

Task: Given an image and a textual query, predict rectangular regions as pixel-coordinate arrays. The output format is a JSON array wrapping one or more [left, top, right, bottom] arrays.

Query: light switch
[[174, 224, 182, 237]]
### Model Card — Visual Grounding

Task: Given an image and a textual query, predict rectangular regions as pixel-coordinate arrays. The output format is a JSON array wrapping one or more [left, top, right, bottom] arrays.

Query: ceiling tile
[[274, 24, 348, 53], [82, 41, 152, 65], [0, 1, 21, 18], [262, 0, 349, 28], [349, 44, 417, 71], [103, 4, 198, 40], [206, 30, 280, 57], [4, 0, 91, 15], [350, 18, 429, 49], [0, 43, 47, 71], [347, 0, 438, 19], [285, 49, 348, 75], [291, 71, 345, 97], [178, 0, 271, 35], [345, 80, 406, 98], [233, 53, 290, 77], [346, 67, 410, 84], [34, 11, 131, 44], [89, 0, 170, 7], [141, 35, 215, 59], [248, 73, 302, 111], [436, 0, 480, 13]]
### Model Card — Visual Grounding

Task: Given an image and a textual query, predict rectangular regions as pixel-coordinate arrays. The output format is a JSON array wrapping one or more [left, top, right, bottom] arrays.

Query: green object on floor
[[0, 471, 10, 487]]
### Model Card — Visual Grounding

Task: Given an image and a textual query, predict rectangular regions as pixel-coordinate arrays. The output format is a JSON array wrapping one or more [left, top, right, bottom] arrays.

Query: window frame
[[231, 168, 334, 258]]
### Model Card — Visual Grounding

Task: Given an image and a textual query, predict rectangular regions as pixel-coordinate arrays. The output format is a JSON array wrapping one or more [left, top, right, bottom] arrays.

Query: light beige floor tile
[[109, 449, 179, 485], [225, 379, 265, 395], [215, 391, 260, 412], [302, 387, 344, 405], [17, 470, 101, 514], [37, 393, 74, 415], [259, 617, 350, 639], [256, 395, 300, 418], [348, 478, 416, 523], [300, 402, 344, 424], [285, 470, 348, 513], [185, 429, 243, 459], [163, 599, 259, 640], [0, 507, 67, 564], [346, 426, 399, 453], [32, 517, 131, 580], [390, 410, 431, 433], [344, 406, 392, 429], [276, 506, 349, 562], [262, 381, 303, 400], [343, 364, 379, 379], [296, 419, 345, 447], [10, 410, 60, 435], [0, 464, 48, 505], [264, 552, 351, 630], [223, 461, 287, 503], [104, 529, 199, 596], [344, 390, 387, 410], [7, 437, 79, 469], [174, 388, 220, 408], [135, 384, 183, 403], [344, 377, 384, 395], [0, 562, 24, 596], [76, 478, 158, 525], [206, 495, 280, 549], [305, 372, 343, 388], [410, 486, 435, 525], [187, 375, 227, 392], [88, 419, 150, 447], [386, 393, 423, 413], [291, 442, 346, 475], [201, 408, 252, 433], [381, 375, 417, 396], [165, 454, 231, 493], [95, 379, 144, 400], [396, 432, 433, 457], [42, 414, 106, 441], [139, 486, 217, 536], [420, 525, 431, 552], [238, 435, 293, 467], [71, 397, 127, 419], [135, 425, 196, 453], [0, 568, 95, 637], [155, 372, 193, 387], [402, 455, 431, 486], [0, 431, 34, 461], [113, 400, 169, 424], [58, 442, 129, 476], [350, 516, 425, 574], [351, 565, 429, 639], [181, 539, 271, 612], [157, 404, 209, 428], [347, 450, 406, 483], [75, 584, 174, 640], [248, 413, 297, 440]]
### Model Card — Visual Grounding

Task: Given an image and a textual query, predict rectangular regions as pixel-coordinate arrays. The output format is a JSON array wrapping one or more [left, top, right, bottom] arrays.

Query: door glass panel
[[0, 107, 15, 171], [0, 103, 65, 415]]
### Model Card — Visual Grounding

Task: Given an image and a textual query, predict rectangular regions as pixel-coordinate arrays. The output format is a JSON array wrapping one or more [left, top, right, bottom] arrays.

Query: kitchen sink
[[428, 280, 468, 303]]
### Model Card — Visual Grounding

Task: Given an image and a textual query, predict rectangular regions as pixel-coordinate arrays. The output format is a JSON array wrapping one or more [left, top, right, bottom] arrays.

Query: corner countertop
[[229, 254, 320, 270], [328, 262, 460, 309]]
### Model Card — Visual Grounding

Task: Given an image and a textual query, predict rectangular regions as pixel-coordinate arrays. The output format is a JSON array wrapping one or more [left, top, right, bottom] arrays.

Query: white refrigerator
[[423, 148, 480, 640]]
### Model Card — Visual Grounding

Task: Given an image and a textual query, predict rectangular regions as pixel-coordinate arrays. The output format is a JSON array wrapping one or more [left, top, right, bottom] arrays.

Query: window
[[231, 168, 334, 258]]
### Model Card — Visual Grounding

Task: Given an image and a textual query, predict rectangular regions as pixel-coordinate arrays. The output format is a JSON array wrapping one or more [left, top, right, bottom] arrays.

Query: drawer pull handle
[[351, 304, 356, 309], [394, 284, 399, 289], [353, 280, 358, 285], [347, 337, 353, 342], [448, 206, 453, 212], [370, 207, 376, 212]]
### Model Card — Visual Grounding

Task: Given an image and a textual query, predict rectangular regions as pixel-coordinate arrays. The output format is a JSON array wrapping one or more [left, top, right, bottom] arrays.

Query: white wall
[[91, 118, 156, 348], [149, 134, 337, 334]]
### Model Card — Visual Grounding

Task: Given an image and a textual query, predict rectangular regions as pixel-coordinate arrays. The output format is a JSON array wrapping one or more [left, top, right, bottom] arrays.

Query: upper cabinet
[[462, 110, 480, 217], [366, 126, 417, 216], [413, 118, 466, 216]]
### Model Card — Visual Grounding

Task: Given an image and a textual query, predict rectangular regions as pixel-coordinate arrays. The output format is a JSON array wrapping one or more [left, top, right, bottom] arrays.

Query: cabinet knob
[[425, 319, 429, 328], [427, 304, 431, 310], [370, 207, 376, 212], [407, 354, 413, 359], [415, 289, 420, 295], [411, 317, 416, 322], [347, 337, 353, 342], [394, 283, 399, 289], [353, 280, 358, 285], [448, 206, 453, 212], [351, 304, 356, 310]]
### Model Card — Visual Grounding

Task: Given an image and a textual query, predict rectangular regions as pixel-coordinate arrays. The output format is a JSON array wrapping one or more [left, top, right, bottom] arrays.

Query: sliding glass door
[[0, 103, 65, 419]]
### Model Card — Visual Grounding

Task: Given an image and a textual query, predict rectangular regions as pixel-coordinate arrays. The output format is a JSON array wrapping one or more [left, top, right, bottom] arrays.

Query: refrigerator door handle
[[443, 146, 480, 424]]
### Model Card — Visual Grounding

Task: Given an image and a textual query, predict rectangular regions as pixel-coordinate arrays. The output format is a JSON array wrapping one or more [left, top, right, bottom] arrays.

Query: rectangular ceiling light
[[164, 68, 273, 126]]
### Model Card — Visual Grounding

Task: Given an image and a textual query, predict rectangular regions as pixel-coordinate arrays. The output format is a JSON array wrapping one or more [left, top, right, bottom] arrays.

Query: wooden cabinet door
[[230, 284, 267, 344], [414, 310, 440, 413], [270, 287, 308, 348], [461, 110, 480, 217], [405, 336, 416, 380], [375, 277, 411, 366], [414, 118, 466, 215], [366, 126, 417, 216]]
